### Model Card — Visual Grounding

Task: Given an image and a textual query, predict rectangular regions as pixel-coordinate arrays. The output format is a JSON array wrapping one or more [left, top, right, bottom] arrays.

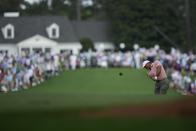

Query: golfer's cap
[[142, 60, 150, 68]]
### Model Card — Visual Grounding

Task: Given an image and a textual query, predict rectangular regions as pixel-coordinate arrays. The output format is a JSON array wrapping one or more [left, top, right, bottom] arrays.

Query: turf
[[1, 115, 195, 131], [0, 68, 180, 112], [0, 68, 189, 131]]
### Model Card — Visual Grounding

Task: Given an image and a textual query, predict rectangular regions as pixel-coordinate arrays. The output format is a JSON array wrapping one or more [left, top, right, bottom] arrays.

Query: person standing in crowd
[[0, 46, 195, 95], [69, 52, 77, 70]]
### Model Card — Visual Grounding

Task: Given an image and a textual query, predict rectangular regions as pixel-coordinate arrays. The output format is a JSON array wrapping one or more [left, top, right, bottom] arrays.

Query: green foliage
[[22, 1, 49, 15], [22, 0, 71, 16], [190, 0, 196, 52], [21, 0, 103, 20], [81, 6, 94, 20], [103, 0, 186, 50], [0, 0, 24, 14], [80, 37, 95, 52]]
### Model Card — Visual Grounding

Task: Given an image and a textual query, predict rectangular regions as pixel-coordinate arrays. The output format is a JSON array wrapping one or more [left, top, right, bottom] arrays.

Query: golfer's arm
[[156, 66, 161, 76], [147, 72, 155, 80]]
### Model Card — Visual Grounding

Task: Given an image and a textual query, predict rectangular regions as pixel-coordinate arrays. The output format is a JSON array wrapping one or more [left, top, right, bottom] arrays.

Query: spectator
[[0, 46, 195, 95]]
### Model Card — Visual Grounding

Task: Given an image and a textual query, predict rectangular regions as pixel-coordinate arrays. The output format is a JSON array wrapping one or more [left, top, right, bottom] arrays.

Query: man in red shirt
[[143, 60, 169, 95]]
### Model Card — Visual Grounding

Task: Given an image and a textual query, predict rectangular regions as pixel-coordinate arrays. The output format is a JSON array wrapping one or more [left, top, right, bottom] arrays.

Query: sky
[[25, 0, 41, 4]]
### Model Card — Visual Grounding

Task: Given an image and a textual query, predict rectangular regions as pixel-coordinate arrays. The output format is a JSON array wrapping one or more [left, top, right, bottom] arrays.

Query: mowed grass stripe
[[0, 68, 180, 113], [26, 68, 153, 94]]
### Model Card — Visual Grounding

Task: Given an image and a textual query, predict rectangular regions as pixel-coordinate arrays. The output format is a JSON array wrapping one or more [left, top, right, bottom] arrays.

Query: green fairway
[[0, 68, 189, 131], [0, 68, 180, 112]]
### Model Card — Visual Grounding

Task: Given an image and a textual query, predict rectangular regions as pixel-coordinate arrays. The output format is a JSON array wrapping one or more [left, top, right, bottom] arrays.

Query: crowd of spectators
[[66, 47, 196, 95], [0, 46, 196, 95], [0, 52, 62, 93]]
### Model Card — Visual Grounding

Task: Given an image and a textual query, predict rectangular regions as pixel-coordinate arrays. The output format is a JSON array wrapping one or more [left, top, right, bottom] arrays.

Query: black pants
[[155, 79, 169, 95]]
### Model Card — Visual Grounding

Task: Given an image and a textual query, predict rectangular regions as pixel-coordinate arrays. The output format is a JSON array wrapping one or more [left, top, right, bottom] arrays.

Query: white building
[[0, 14, 114, 55], [72, 21, 114, 51]]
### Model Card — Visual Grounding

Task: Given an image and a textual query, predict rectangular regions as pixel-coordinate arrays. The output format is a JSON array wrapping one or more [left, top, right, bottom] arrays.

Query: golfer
[[142, 60, 169, 95]]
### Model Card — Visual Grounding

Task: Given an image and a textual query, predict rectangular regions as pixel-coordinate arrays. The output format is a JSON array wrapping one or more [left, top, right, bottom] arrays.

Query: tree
[[189, 0, 196, 52], [22, 0, 72, 16], [80, 38, 95, 52], [103, 0, 186, 51], [0, 0, 24, 15], [22, 0, 105, 20], [22, 1, 49, 15]]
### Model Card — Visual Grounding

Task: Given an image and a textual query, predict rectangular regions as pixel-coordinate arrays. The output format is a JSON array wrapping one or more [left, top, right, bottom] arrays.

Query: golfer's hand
[[154, 76, 158, 80]]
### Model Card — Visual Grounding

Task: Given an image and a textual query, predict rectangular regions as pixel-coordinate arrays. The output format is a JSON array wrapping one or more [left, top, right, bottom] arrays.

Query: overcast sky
[[25, 0, 41, 4]]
